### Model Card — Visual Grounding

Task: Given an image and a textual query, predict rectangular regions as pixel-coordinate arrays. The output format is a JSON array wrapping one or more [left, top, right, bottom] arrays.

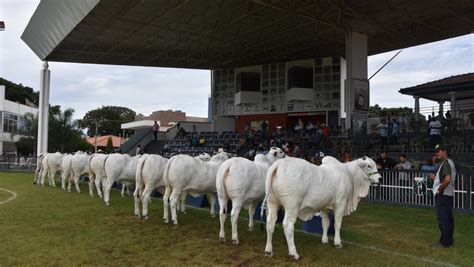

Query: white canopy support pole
[[37, 61, 50, 155], [345, 31, 368, 130]]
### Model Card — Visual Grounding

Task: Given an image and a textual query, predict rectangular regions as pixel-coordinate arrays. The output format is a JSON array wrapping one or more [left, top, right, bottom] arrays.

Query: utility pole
[[94, 120, 99, 153]]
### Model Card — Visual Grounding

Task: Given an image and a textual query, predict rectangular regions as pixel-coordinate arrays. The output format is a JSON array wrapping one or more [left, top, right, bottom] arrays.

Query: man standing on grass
[[431, 144, 456, 248]]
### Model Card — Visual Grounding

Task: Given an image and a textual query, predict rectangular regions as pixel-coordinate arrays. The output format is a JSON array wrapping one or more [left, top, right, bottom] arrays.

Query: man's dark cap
[[435, 144, 448, 151]]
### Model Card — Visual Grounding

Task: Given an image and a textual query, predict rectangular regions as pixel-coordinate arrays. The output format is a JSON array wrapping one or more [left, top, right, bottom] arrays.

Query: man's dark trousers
[[435, 195, 454, 246]]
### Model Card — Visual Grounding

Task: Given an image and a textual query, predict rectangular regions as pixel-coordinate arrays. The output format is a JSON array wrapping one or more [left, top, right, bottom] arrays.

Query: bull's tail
[[34, 153, 45, 182], [261, 161, 281, 219], [88, 154, 96, 177], [102, 155, 109, 181], [215, 160, 232, 213], [162, 156, 176, 187], [134, 156, 147, 198]]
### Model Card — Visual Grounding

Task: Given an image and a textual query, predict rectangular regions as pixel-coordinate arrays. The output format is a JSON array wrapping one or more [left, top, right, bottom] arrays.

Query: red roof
[[401, 73, 474, 91], [86, 135, 124, 148]]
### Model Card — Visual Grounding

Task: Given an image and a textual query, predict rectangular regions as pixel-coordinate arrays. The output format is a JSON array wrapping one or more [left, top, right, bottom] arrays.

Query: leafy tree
[[16, 137, 35, 156], [105, 136, 113, 153], [80, 106, 136, 137], [0, 77, 39, 105]]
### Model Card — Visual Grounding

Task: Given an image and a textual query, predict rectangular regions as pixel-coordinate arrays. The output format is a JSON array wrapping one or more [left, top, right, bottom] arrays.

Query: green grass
[[1, 172, 473, 266]]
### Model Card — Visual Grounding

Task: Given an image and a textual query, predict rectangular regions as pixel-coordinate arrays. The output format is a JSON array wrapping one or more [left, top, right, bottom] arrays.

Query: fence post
[[466, 173, 472, 212]]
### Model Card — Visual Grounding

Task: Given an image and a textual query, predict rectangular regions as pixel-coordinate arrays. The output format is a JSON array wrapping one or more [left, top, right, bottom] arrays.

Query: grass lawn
[[1, 172, 473, 266]]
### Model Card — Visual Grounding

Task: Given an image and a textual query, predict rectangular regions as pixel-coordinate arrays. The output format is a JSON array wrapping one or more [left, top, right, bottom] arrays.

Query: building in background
[[86, 135, 124, 151], [0, 85, 38, 155], [121, 109, 208, 132]]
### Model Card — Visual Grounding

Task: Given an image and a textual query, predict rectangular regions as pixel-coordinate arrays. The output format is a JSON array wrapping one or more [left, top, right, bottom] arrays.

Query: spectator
[[223, 140, 230, 152], [261, 120, 268, 139], [445, 110, 451, 120], [431, 144, 456, 248], [178, 127, 186, 137], [429, 117, 443, 147], [375, 151, 397, 170], [306, 121, 314, 134], [294, 119, 304, 132], [321, 123, 330, 137], [293, 143, 302, 158], [191, 136, 199, 147], [199, 136, 206, 146], [152, 121, 160, 141], [192, 124, 196, 132], [395, 153, 412, 201], [391, 118, 400, 145], [310, 151, 325, 166], [244, 122, 251, 134], [340, 151, 353, 163], [377, 119, 389, 148], [162, 143, 170, 153]]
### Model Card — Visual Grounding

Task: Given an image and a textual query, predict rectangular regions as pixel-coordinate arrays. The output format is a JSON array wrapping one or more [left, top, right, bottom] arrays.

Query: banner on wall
[[353, 78, 369, 112]]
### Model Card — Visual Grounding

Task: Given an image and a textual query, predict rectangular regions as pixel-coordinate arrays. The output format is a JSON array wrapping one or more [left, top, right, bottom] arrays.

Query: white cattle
[[263, 156, 381, 260], [88, 153, 109, 198], [33, 153, 45, 184], [60, 154, 73, 191], [163, 152, 229, 224], [134, 153, 211, 219], [103, 154, 141, 206], [39, 152, 65, 186], [216, 147, 286, 244], [70, 152, 91, 193]]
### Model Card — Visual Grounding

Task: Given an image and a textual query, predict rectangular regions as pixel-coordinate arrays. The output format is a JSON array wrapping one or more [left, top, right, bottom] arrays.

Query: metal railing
[[368, 169, 473, 212]]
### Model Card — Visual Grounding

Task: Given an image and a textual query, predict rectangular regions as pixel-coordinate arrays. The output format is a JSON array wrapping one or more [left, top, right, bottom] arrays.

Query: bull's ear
[[362, 156, 367, 161], [357, 159, 366, 168]]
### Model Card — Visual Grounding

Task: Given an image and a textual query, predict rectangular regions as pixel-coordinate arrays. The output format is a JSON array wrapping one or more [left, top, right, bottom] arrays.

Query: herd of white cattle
[[33, 148, 381, 260]]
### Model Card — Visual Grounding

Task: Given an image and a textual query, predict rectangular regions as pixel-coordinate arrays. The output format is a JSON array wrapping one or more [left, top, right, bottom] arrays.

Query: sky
[[1, 0, 473, 120]]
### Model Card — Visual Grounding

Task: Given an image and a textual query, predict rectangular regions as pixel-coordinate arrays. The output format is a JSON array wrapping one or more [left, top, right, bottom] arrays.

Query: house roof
[[399, 73, 474, 102], [86, 135, 124, 148]]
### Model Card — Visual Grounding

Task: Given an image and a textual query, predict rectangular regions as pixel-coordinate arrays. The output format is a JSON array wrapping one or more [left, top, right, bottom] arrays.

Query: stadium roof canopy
[[399, 73, 474, 102], [22, 0, 474, 69]]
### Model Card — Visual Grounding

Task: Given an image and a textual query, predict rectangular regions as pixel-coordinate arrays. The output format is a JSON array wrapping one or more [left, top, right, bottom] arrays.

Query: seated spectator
[[340, 151, 353, 163], [191, 136, 199, 147], [375, 151, 397, 170], [310, 151, 325, 166], [305, 121, 314, 134], [199, 136, 206, 146], [293, 144, 302, 158]]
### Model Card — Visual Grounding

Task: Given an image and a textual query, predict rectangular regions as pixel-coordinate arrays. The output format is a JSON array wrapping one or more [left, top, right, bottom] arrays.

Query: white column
[[37, 61, 50, 154], [345, 31, 368, 130], [414, 96, 420, 121], [449, 91, 456, 118], [438, 101, 444, 117]]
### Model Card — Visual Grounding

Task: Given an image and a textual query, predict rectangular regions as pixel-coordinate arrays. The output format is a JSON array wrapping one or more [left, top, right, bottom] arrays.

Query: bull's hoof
[[142, 216, 148, 221], [163, 218, 169, 224], [248, 227, 255, 231], [289, 254, 299, 261], [135, 214, 141, 219], [321, 239, 329, 244], [211, 214, 216, 218], [90, 194, 94, 198], [172, 220, 178, 225], [99, 195, 103, 198], [219, 237, 225, 242], [232, 239, 239, 245], [106, 202, 110, 206], [264, 251, 272, 257], [335, 244, 343, 249]]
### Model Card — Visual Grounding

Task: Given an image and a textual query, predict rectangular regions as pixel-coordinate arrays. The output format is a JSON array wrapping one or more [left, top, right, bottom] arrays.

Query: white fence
[[368, 169, 473, 212]]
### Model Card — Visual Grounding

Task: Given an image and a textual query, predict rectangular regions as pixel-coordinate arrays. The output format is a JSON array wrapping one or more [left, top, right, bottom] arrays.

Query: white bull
[[163, 152, 229, 224], [134, 153, 212, 219], [39, 152, 65, 187], [88, 153, 109, 198], [33, 153, 45, 184], [60, 154, 73, 191], [103, 154, 141, 206], [216, 147, 286, 244], [263, 156, 381, 260], [70, 152, 91, 193]]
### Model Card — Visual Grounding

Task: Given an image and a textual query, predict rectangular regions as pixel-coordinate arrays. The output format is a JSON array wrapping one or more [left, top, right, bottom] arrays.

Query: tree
[[0, 77, 39, 105], [48, 105, 93, 153], [105, 136, 113, 153], [16, 137, 35, 156], [80, 106, 136, 137]]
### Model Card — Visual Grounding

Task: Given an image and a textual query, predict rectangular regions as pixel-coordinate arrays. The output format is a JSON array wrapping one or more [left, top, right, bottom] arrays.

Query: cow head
[[357, 156, 382, 184], [269, 147, 286, 159]]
